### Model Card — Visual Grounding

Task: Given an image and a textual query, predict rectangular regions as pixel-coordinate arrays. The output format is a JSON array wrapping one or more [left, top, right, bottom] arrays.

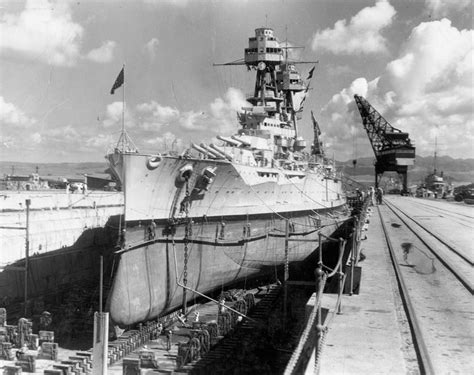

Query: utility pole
[[283, 219, 289, 325], [24, 199, 31, 316]]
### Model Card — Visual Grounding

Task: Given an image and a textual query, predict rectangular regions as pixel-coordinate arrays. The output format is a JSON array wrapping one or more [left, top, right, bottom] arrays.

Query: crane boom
[[354, 94, 415, 194]]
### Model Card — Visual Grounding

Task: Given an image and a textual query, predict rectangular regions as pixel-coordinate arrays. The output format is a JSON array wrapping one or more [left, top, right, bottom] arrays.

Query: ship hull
[[108, 153, 348, 326], [108, 208, 346, 326]]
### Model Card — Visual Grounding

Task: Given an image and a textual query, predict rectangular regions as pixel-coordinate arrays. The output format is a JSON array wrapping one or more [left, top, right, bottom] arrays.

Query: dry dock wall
[[0, 191, 123, 266], [0, 190, 123, 301]]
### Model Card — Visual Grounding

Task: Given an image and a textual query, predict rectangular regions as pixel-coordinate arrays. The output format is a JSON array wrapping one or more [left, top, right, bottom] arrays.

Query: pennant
[[299, 95, 306, 111], [306, 66, 315, 80], [110, 67, 124, 94], [311, 111, 321, 136]]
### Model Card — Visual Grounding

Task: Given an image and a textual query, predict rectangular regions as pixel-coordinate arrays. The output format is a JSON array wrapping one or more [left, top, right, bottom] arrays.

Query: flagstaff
[[110, 64, 127, 152], [122, 64, 125, 143]]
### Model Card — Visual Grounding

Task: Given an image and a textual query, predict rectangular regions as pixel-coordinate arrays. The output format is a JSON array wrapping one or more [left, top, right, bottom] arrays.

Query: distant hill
[[338, 155, 474, 185], [0, 161, 108, 180], [1, 155, 473, 186]]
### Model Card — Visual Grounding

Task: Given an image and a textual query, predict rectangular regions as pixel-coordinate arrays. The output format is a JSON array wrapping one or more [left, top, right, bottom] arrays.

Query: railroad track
[[403, 198, 474, 224], [378, 202, 474, 374], [384, 199, 473, 292]]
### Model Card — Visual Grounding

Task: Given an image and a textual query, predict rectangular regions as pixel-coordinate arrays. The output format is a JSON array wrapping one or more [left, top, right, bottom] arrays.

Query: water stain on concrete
[[400, 242, 436, 275]]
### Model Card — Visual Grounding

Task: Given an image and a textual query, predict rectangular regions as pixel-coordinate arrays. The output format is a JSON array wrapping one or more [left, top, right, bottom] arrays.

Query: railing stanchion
[[337, 238, 345, 314]]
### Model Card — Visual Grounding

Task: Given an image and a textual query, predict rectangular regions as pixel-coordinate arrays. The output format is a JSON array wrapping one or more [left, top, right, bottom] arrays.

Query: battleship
[[106, 27, 348, 327]]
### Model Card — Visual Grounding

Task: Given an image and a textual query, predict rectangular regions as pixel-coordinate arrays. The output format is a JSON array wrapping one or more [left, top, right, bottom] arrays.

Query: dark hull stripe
[[116, 227, 325, 255], [125, 204, 347, 227]]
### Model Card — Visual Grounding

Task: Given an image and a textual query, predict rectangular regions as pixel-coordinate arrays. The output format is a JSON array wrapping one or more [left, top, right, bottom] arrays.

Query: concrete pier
[[319, 202, 417, 374], [319, 196, 474, 374]]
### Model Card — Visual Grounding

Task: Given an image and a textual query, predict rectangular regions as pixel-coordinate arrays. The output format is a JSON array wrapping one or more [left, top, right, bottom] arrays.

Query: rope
[[123, 157, 346, 228], [267, 163, 346, 221], [314, 325, 328, 374], [285, 232, 352, 375], [325, 239, 346, 278], [170, 238, 258, 324], [284, 273, 327, 375], [247, 183, 289, 221], [245, 182, 345, 230]]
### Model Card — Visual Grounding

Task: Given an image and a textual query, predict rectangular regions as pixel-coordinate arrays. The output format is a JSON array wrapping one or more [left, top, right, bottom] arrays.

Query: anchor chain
[[182, 178, 191, 313], [183, 227, 189, 289], [183, 178, 191, 287]]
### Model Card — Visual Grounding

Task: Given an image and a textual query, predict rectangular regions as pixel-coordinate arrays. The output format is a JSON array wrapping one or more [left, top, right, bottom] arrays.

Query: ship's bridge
[[277, 64, 305, 92], [245, 28, 283, 66]]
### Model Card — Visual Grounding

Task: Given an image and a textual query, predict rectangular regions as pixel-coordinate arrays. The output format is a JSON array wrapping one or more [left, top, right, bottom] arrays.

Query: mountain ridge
[[1, 155, 473, 184]]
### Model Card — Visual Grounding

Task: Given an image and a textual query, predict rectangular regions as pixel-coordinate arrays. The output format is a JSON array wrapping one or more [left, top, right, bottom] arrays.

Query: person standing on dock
[[376, 187, 383, 205], [166, 329, 173, 351], [369, 186, 375, 206], [218, 297, 226, 314]]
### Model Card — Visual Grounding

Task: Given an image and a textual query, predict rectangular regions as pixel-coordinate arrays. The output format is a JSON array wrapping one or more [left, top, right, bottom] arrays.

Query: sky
[[0, 0, 472, 163]]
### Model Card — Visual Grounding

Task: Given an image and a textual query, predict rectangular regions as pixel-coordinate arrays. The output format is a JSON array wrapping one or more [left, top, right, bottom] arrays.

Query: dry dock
[[1, 195, 472, 374]]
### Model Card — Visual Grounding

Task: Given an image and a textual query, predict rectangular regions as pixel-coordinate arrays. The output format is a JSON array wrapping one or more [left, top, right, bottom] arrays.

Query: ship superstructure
[[106, 28, 348, 327], [420, 138, 451, 198]]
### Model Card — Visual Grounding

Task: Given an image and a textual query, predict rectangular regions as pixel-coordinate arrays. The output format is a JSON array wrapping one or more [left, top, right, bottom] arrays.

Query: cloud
[[178, 111, 208, 131], [30, 133, 42, 144], [145, 38, 159, 60], [48, 125, 80, 142], [176, 87, 249, 133], [0, 96, 36, 128], [424, 0, 471, 18], [136, 101, 179, 131], [98, 87, 250, 152], [321, 77, 379, 151], [0, 0, 83, 66], [85, 133, 116, 148], [326, 65, 354, 78], [207, 87, 250, 133], [132, 87, 249, 135], [311, 0, 396, 55], [0, 135, 14, 149], [102, 101, 134, 128], [0, 1, 118, 66], [145, 131, 184, 151], [86, 40, 116, 63], [174, 88, 250, 134], [143, 0, 189, 6], [385, 19, 472, 102], [320, 19, 474, 160]]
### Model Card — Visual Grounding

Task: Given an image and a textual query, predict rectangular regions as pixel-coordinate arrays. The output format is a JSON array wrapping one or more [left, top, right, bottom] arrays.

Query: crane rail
[[385, 200, 474, 290], [378, 200, 474, 374], [407, 199, 474, 221], [378, 206, 434, 375]]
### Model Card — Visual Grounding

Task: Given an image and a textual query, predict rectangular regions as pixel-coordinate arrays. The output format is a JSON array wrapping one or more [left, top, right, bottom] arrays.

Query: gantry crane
[[354, 94, 415, 194]]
